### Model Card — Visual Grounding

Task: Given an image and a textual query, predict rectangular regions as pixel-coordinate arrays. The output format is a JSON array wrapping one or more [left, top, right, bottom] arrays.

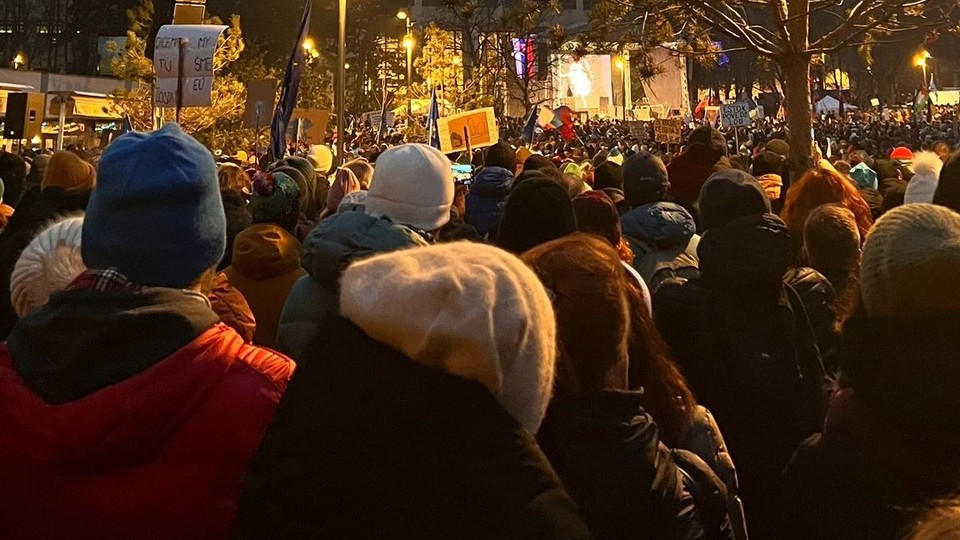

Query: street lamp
[[12, 53, 25, 70], [614, 56, 626, 121], [915, 50, 932, 122], [402, 31, 415, 125]]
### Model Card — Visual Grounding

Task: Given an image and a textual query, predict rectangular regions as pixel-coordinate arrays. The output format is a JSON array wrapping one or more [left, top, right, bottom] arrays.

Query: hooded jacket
[[275, 211, 428, 360], [465, 166, 514, 238], [781, 311, 960, 540], [0, 286, 294, 540], [620, 202, 700, 291], [224, 224, 307, 348], [239, 314, 591, 540], [537, 390, 729, 540], [654, 214, 825, 538], [665, 142, 726, 214]]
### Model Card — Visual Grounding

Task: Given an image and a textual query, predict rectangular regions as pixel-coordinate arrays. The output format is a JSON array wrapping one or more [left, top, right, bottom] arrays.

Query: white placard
[[365, 110, 396, 129], [720, 103, 751, 127], [154, 24, 227, 108]]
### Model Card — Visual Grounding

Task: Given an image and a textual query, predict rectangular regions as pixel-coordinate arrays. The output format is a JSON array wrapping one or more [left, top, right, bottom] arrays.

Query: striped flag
[[270, 0, 313, 161]]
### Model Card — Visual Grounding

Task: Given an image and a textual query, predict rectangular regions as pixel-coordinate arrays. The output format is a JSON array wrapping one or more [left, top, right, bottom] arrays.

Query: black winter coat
[[653, 214, 825, 539], [0, 187, 91, 339], [238, 314, 592, 540], [784, 267, 839, 376], [537, 391, 731, 540], [780, 311, 960, 540]]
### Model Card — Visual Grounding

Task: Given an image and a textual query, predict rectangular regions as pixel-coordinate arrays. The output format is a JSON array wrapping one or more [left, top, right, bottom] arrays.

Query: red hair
[[781, 167, 873, 244]]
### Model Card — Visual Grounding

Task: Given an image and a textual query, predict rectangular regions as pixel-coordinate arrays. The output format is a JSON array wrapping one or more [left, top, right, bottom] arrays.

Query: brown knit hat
[[42, 151, 96, 193]]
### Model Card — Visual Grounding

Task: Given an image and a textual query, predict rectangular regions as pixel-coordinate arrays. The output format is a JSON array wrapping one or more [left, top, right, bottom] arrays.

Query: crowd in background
[[0, 111, 959, 539]]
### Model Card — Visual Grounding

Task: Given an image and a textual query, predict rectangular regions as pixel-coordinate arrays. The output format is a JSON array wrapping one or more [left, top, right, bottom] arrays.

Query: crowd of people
[[0, 111, 959, 539]]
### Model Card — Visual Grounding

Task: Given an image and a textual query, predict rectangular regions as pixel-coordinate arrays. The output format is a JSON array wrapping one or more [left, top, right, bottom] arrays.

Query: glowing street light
[[402, 34, 415, 51], [396, 9, 409, 20], [914, 50, 931, 68], [615, 55, 627, 120], [12, 53, 25, 70], [302, 37, 315, 52], [915, 50, 933, 122]]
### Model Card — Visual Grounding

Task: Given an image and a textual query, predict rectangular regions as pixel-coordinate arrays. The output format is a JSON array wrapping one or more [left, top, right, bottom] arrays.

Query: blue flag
[[271, 0, 312, 161], [521, 106, 538, 143], [427, 87, 441, 150]]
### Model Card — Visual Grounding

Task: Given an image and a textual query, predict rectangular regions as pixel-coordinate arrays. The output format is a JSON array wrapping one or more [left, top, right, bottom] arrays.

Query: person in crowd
[[907, 500, 960, 540], [751, 150, 785, 206], [217, 164, 253, 270], [782, 203, 960, 540], [239, 243, 591, 540], [0, 123, 295, 539], [0, 150, 98, 339], [276, 144, 451, 360], [249, 170, 302, 235], [223, 223, 306, 349], [267, 164, 315, 239], [23, 152, 50, 196], [525, 234, 745, 540], [620, 152, 699, 293], [307, 144, 334, 177], [0, 179, 13, 228], [319, 167, 361, 220], [9, 216, 84, 318], [438, 183, 484, 243], [282, 155, 326, 216], [0, 150, 27, 209], [780, 166, 873, 257], [666, 126, 730, 218], [850, 161, 879, 191], [571, 190, 633, 264], [803, 204, 862, 311], [207, 271, 257, 344], [935, 149, 960, 213], [904, 151, 943, 205], [497, 176, 577, 254], [465, 141, 516, 238], [592, 162, 629, 215], [654, 169, 826, 539], [342, 158, 374, 190]]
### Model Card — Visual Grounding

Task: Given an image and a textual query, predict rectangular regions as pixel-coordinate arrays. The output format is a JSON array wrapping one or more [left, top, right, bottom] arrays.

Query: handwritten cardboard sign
[[154, 24, 227, 108], [721, 102, 752, 127], [437, 107, 499, 153], [653, 118, 683, 144]]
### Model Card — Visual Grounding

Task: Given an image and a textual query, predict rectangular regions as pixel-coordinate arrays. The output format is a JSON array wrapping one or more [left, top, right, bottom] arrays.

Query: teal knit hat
[[250, 171, 302, 227]]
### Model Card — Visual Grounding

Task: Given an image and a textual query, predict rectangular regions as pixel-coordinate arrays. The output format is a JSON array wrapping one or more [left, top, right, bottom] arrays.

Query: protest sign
[[437, 107, 499, 153], [721, 103, 752, 127], [289, 109, 330, 145], [365, 110, 397, 129], [653, 118, 683, 144], [153, 24, 227, 108], [243, 79, 276, 129]]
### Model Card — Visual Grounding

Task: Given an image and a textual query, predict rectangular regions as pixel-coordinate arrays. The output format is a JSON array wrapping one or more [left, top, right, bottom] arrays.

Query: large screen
[[554, 55, 613, 111]]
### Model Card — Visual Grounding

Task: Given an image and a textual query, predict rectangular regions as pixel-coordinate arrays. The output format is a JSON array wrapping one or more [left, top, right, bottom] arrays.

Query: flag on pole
[[427, 87, 441, 150], [270, 0, 312, 161], [521, 106, 538, 143]]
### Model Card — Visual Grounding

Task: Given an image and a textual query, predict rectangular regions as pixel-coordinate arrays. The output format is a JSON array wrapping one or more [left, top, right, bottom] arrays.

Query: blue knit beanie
[[82, 123, 226, 288]]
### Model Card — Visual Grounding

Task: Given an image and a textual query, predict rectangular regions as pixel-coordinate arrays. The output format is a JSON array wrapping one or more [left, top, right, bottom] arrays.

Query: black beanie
[[497, 178, 577, 254], [934, 150, 960, 214], [687, 126, 728, 157], [622, 151, 669, 207], [484, 141, 518, 172], [593, 162, 624, 191], [523, 154, 556, 172], [751, 151, 784, 178], [698, 169, 771, 231]]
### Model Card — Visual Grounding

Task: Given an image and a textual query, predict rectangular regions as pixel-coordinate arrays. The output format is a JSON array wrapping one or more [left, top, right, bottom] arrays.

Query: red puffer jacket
[[0, 324, 295, 540]]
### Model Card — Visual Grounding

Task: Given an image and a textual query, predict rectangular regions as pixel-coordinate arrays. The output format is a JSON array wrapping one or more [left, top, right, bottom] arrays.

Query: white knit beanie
[[339, 242, 557, 433], [366, 144, 454, 232], [904, 151, 943, 205], [860, 203, 960, 317], [10, 216, 86, 318]]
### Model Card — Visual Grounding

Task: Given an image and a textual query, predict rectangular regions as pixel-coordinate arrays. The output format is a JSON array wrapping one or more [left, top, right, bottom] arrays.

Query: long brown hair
[[523, 234, 696, 446], [781, 166, 873, 244]]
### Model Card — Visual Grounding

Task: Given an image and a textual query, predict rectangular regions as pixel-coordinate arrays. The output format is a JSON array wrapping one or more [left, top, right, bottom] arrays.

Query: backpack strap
[[672, 448, 736, 540]]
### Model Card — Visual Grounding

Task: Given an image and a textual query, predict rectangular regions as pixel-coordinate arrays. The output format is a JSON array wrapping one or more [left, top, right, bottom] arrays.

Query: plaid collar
[[66, 268, 145, 293]]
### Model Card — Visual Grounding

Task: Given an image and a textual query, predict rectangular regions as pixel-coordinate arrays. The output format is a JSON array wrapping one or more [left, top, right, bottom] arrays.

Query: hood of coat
[[470, 166, 514, 198], [301, 211, 428, 287], [0, 288, 228, 470], [229, 223, 302, 281], [698, 213, 793, 293], [621, 201, 696, 248]]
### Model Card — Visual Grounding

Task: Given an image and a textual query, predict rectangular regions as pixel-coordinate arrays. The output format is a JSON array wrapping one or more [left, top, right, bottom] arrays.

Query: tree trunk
[[781, 53, 814, 175]]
